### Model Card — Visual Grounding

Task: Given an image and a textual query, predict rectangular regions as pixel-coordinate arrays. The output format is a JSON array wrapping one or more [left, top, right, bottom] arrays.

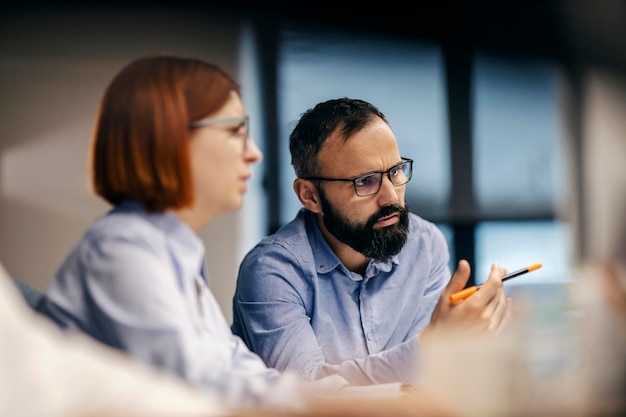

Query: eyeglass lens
[[189, 116, 249, 152], [236, 122, 249, 151], [354, 161, 411, 196], [227, 118, 249, 152]]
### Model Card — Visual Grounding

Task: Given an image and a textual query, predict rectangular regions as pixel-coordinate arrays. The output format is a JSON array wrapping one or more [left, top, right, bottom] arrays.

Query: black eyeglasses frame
[[302, 157, 413, 197]]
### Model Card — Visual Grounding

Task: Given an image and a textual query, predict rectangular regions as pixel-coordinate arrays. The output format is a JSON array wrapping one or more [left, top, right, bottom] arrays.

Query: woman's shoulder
[[85, 207, 168, 247]]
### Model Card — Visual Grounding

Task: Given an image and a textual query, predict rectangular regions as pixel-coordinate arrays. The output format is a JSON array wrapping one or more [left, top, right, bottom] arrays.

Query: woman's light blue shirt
[[39, 201, 338, 410]]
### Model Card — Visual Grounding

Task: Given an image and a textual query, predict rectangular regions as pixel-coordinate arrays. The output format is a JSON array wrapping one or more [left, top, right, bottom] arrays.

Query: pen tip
[[528, 263, 542, 271]]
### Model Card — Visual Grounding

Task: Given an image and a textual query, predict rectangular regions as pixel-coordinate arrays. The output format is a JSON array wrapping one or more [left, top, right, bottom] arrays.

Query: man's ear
[[293, 178, 322, 213]]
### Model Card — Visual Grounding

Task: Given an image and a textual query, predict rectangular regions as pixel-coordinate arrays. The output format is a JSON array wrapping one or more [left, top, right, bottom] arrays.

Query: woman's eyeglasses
[[189, 115, 249, 150]]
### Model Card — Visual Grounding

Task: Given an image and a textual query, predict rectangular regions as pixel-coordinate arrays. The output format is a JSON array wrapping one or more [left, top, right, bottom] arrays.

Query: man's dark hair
[[289, 98, 388, 178]]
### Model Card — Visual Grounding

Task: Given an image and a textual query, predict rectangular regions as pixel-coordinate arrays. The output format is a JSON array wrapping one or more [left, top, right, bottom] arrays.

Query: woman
[[37, 55, 340, 411]]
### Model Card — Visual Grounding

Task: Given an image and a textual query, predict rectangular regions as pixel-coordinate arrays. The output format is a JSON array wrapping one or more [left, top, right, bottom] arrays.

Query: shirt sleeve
[[416, 222, 452, 324]]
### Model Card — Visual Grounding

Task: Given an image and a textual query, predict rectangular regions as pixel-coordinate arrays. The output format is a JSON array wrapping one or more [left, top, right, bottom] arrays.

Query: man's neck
[[315, 214, 369, 275]]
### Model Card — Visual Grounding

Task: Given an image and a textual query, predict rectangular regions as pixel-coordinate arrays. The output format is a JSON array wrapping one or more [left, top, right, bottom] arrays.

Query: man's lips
[[376, 212, 399, 227]]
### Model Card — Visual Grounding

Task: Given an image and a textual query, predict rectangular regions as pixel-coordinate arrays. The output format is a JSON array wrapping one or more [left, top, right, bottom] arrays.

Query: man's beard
[[319, 191, 409, 261]]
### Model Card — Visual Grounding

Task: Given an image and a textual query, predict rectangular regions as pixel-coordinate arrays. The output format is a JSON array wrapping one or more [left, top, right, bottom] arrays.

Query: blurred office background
[[1, 2, 625, 323]]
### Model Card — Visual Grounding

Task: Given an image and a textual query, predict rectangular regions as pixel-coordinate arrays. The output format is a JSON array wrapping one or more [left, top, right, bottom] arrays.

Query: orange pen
[[449, 263, 543, 304]]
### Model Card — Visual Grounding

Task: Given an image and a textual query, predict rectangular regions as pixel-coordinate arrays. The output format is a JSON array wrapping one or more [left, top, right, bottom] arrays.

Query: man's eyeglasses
[[303, 157, 413, 197], [189, 115, 249, 150]]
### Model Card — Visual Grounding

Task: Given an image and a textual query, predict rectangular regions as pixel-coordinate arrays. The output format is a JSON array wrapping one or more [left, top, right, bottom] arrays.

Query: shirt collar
[[303, 209, 399, 277], [115, 199, 206, 280]]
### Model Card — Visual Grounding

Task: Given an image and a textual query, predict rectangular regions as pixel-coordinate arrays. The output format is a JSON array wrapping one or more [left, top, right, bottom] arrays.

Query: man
[[232, 97, 511, 386]]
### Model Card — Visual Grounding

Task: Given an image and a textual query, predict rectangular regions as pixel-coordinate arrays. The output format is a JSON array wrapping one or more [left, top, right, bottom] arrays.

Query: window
[[273, 23, 572, 286], [474, 221, 572, 285], [473, 54, 568, 218], [472, 53, 571, 286]]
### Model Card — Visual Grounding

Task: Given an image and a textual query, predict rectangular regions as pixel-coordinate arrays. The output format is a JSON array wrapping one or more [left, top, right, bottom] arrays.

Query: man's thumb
[[446, 259, 471, 294]]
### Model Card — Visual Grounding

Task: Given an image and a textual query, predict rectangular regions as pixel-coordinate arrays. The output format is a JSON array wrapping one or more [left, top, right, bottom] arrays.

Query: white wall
[[0, 7, 258, 323]]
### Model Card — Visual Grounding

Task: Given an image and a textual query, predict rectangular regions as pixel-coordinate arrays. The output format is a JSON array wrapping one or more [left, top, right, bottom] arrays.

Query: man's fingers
[[488, 262, 506, 282], [493, 297, 514, 335], [486, 290, 508, 332], [473, 263, 506, 303], [445, 259, 471, 295]]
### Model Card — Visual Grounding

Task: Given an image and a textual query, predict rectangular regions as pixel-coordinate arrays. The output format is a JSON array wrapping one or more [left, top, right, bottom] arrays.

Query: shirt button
[[367, 333, 372, 341]]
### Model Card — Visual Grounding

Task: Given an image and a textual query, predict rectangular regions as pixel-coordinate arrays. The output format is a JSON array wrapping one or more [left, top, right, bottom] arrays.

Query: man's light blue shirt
[[232, 208, 451, 386], [38, 201, 342, 410]]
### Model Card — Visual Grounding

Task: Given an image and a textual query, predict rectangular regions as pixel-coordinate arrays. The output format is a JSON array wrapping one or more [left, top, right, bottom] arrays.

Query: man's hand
[[421, 260, 513, 342]]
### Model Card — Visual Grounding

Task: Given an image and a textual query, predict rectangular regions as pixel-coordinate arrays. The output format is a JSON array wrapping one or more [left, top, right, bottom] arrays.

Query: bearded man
[[231, 98, 511, 387]]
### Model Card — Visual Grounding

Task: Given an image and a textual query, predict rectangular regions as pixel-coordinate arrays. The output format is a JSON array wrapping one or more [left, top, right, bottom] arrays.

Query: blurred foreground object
[[0, 263, 227, 417], [422, 261, 626, 417]]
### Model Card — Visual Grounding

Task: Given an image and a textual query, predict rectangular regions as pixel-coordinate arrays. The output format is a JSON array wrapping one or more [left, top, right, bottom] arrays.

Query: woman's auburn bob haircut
[[90, 55, 240, 212]]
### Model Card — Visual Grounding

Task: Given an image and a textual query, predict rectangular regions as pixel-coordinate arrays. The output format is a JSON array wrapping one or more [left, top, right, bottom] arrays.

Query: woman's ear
[[293, 179, 322, 213]]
